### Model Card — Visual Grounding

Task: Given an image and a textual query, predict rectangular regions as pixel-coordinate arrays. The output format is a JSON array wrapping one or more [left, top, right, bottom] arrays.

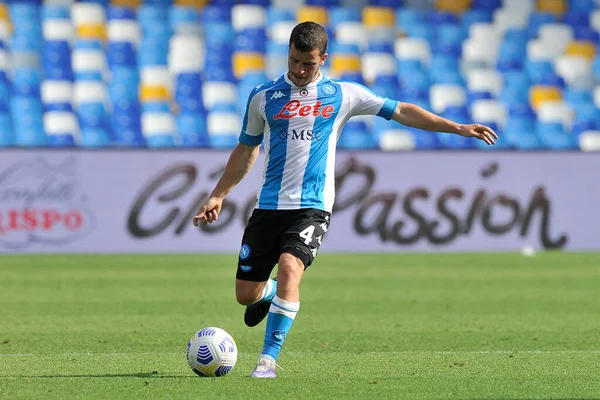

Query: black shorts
[[236, 208, 331, 282]]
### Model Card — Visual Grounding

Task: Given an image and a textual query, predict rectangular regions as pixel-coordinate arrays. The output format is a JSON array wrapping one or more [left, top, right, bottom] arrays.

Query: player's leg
[[235, 210, 280, 326], [251, 209, 330, 378]]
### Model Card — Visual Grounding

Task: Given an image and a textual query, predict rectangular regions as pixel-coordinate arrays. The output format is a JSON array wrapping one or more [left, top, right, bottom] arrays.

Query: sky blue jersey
[[239, 73, 398, 212]]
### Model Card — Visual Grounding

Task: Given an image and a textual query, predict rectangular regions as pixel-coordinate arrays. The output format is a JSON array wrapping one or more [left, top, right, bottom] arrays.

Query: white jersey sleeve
[[339, 81, 398, 120], [239, 86, 266, 146]]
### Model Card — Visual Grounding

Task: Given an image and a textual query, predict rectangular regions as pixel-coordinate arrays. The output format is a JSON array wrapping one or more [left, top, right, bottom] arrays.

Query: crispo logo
[[273, 100, 335, 120], [0, 157, 95, 250]]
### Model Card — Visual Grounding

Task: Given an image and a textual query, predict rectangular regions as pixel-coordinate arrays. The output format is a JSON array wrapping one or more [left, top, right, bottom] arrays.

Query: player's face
[[287, 43, 327, 87]]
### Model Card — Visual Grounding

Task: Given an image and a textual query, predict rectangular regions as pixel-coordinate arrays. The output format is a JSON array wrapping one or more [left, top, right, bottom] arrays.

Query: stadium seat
[[529, 84, 562, 110], [435, 0, 471, 14], [536, 100, 574, 130], [579, 130, 600, 151], [233, 52, 265, 80], [466, 68, 503, 96], [335, 22, 368, 51], [329, 6, 361, 28], [0, 112, 13, 146], [470, 99, 507, 127], [377, 129, 415, 151], [554, 55, 593, 88], [297, 6, 329, 25], [207, 110, 240, 149], [536, 0, 567, 17], [232, 4, 267, 32], [430, 84, 467, 113], [565, 41, 597, 60], [176, 112, 208, 147], [361, 52, 396, 84], [44, 111, 78, 147], [395, 37, 431, 66], [141, 112, 176, 147], [331, 53, 361, 77], [493, 7, 529, 33], [203, 81, 238, 111], [362, 6, 395, 28]]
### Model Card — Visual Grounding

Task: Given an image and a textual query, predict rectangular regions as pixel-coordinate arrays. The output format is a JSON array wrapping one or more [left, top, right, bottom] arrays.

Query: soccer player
[[192, 21, 498, 378]]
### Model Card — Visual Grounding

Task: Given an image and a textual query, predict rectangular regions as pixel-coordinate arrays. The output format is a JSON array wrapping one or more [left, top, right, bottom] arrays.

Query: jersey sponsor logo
[[240, 244, 251, 260], [273, 100, 335, 120], [270, 91, 285, 100], [278, 129, 323, 141]]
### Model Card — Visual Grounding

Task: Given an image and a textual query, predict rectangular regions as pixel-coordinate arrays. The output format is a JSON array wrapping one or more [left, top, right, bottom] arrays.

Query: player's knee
[[278, 253, 304, 279], [236, 291, 257, 306]]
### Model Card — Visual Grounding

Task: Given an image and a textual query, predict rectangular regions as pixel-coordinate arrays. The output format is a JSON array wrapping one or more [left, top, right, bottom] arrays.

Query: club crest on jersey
[[321, 84, 336, 95], [273, 100, 335, 120]]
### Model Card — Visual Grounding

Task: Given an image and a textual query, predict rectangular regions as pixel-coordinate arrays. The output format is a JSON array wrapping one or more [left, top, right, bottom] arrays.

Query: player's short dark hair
[[289, 21, 328, 56]]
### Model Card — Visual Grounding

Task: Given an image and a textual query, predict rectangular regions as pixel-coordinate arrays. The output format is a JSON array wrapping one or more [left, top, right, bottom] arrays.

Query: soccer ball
[[186, 327, 238, 377]]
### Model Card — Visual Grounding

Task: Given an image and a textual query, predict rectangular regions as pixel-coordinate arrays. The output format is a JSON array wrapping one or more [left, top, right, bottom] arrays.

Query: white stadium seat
[[107, 20, 141, 46], [336, 22, 369, 52], [430, 84, 467, 113], [579, 130, 600, 151], [232, 4, 267, 32], [394, 37, 431, 65], [378, 129, 416, 151], [470, 99, 508, 127], [554, 55, 593, 88], [537, 101, 574, 130], [466, 69, 503, 96], [41, 80, 73, 104], [141, 112, 176, 136], [361, 52, 397, 84], [202, 81, 238, 110], [73, 82, 108, 106]]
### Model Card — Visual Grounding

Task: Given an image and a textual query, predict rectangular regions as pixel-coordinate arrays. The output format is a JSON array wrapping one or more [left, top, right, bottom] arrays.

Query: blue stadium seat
[[107, 6, 135, 20], [460, 9, 493, 30], [329, 6, 361, 28], [438, 132, 477, 149], [471, 0, 502, 10], [235, 28, 267, 53], [528, 12, 556, 38], [562, 12, 589, 29], [410, 129, 442, 149], [41, 5, 69, 20], [573, 26, 600, 43], [108, 42, 137, 67], [177, 112, 209, 147], [0, 113, 13, 146], [338, 127, 378, 150]]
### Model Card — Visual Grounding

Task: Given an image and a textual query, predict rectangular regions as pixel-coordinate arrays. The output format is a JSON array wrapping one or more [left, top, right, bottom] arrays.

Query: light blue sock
[[257, 278, 277, 303], [261, 295, 299, 361]]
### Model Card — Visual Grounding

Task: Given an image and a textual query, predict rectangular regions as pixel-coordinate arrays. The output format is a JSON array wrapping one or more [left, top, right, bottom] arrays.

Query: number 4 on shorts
[[299, 225, 315, 245]]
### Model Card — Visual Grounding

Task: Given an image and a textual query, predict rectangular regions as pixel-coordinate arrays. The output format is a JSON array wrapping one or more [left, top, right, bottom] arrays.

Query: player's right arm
[[192, 85, 266, 226], [192, 143, 260, 226]]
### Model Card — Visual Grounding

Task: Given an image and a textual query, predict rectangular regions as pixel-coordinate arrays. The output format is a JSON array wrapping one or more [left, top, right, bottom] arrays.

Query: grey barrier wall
[[0, 150, 598, 253]]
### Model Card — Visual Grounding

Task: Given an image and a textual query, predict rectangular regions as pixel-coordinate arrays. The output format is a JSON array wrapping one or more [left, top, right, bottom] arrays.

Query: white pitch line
[[1, 350, 600, 358]]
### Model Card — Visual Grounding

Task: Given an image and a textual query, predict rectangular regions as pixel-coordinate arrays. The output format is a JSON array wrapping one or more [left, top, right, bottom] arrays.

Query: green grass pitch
[[1, 253, 599, 399]]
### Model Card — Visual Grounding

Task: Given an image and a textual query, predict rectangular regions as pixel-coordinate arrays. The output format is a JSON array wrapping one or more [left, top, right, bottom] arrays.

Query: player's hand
[[192, 197, 223, 226], [457, 124, 499, 145]]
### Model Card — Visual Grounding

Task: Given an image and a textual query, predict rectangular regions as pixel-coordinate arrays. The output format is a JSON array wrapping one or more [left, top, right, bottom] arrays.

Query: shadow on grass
[[12, 372, 196, 379]]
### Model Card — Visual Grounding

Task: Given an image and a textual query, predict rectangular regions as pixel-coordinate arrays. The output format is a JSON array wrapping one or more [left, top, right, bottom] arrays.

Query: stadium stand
[[0, 0, 598, 150]]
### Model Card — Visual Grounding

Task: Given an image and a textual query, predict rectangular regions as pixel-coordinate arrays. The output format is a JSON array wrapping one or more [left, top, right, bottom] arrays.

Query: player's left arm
[[391, 102, 498, 146]]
